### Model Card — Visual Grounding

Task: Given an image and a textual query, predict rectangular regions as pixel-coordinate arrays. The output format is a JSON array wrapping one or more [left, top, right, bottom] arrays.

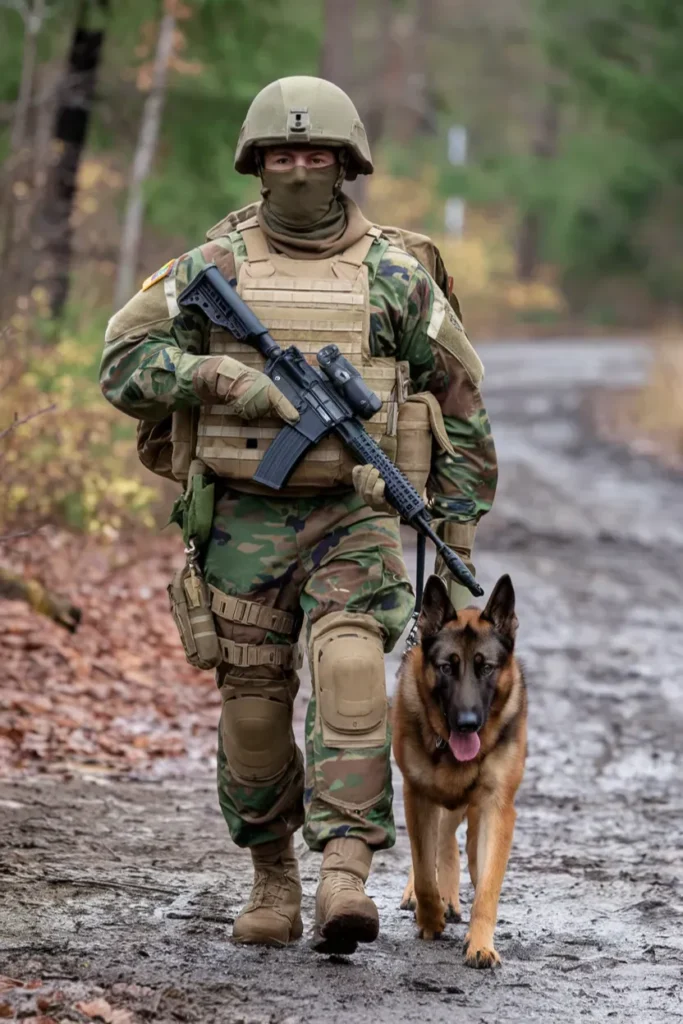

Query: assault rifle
[[178, 265, 483, 597]]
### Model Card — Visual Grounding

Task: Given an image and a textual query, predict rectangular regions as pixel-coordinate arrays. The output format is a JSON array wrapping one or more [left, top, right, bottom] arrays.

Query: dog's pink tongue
[[449, 731, 481, 762]]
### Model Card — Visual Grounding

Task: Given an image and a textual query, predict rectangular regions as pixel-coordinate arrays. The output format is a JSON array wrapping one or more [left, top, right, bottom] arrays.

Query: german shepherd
[[392, 573, 526, 968]]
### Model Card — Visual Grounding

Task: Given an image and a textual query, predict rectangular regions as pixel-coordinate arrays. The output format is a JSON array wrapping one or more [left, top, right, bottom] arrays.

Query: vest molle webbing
[[195, 220, 400, 490]]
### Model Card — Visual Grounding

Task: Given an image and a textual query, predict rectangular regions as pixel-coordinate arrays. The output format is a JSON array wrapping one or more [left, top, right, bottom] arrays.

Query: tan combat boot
[[232, 836, 303, 946], [312, 838, 379, 954]]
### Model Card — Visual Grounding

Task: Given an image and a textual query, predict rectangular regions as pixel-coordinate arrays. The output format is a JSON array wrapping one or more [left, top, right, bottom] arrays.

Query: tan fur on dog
[[392, 574, 527, 968]]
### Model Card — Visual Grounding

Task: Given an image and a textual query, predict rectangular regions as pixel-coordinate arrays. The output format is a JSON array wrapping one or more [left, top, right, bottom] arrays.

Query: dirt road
[[2, 341, 682, 1023]]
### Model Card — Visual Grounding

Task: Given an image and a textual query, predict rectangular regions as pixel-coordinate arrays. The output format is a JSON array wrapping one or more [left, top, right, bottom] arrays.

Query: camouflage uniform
[[101, 221, 498, 852]]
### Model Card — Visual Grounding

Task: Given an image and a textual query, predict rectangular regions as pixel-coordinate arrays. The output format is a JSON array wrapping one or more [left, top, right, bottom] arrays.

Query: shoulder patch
[[142, 259, 177, 291], [378, 245, 421, 278]]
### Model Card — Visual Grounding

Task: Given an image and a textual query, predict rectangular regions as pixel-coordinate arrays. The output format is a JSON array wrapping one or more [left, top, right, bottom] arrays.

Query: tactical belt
[[209, 586, 296, 636], [218, 637, 297, 669]]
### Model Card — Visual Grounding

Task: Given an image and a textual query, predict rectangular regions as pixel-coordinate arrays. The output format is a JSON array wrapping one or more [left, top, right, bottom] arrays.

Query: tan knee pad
[[220, 673, 298, 785], [310, 612, 387, 750]]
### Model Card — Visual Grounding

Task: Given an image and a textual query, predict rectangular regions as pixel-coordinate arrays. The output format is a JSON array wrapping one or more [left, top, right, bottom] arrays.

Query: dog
[[392, 573, 526, 968]]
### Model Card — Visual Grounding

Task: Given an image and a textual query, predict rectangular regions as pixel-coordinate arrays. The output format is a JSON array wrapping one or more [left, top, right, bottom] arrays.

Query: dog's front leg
[[464, 800, 516, 968], [438, 807, 466, 920], [404, 783, 444, 940]]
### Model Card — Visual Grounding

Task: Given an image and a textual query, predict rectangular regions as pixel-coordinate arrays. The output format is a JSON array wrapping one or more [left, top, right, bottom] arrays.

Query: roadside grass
[[632, 340, 683, 460], [595, 338, 683, 471]]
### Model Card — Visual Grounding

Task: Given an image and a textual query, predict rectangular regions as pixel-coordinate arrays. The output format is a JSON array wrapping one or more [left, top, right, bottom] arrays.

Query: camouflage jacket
[[100, 230, 498, 524]]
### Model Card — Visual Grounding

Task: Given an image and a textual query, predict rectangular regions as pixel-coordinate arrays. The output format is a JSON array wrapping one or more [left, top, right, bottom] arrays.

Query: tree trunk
[[0, 0, 47, 313], [320, 0, 355, 86], [516, 96, 559, 281], [9, 0, 45, 154], [30, 0, 109, 318], [319, 0, 366, 205], [114, 8, 176, 310]]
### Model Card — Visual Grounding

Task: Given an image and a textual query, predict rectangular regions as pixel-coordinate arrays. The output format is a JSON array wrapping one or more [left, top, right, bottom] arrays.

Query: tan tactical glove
[[193, 355, 299, 424], [351, 464, 396, 515], [435, 520, 478, 611]]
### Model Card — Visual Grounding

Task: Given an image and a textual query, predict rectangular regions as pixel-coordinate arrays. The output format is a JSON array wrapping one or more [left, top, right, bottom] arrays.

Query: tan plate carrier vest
[[139, 219, 455, 494], [193, 218, 448, 493]]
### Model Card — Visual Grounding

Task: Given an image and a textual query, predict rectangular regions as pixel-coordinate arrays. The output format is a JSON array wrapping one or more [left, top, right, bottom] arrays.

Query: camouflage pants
[[203, 486, 414, 852]]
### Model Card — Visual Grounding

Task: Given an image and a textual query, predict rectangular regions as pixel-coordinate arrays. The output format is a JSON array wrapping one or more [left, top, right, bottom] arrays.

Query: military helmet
[[234, 76, 373, 181]]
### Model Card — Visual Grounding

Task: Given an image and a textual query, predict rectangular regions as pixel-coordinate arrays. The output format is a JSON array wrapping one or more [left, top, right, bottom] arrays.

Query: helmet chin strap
[[255, 150, 269, 199], [333, 150, 348, 194]]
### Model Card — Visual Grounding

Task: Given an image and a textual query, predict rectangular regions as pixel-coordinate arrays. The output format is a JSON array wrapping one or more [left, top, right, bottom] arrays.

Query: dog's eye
[[440, 661, 454, 676], [474, 653, 495, 675]]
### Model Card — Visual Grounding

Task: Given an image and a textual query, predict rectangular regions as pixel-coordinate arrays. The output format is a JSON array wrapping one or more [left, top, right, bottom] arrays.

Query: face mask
[[261, 164, 341, 230]]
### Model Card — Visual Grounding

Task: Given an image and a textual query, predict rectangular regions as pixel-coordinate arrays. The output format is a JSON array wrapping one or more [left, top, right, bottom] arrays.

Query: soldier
[[100, 77, 497, 954]]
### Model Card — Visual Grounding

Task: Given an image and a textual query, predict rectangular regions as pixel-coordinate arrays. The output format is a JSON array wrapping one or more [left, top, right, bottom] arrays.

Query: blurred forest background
[[1, 0, 683, 573], [1, 0, 683, 772]]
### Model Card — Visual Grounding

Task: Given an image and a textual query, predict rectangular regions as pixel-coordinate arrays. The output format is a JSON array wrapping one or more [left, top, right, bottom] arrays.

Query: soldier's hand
[[352, 464, 396, 515], [193, 356, 299, 424]]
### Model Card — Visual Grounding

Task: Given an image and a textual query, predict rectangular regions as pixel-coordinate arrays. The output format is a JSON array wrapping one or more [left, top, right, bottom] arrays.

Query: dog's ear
[[481, 574, 518, 640], [418, 575, 456, 639]]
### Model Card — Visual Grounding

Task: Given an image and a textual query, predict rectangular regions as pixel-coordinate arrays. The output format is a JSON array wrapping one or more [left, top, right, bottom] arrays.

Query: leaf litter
[[0, 978, 139, 1024], [0, 529, 220, 777]]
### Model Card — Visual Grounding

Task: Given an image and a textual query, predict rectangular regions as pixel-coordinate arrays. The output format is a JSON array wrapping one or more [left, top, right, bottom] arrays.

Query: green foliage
[[436, 1, 683, 305], [534, 1, 683, 297], [110, 0, 322, 237]]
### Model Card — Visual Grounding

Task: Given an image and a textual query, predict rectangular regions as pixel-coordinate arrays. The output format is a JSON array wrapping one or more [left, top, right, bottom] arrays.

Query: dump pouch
[[168, 563, 221, 670], [168, 459, 215, 548]]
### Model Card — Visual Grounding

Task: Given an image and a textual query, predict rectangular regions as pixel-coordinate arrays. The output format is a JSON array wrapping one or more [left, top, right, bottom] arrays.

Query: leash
[[402, 536, 448, 752], [404, 534, 426, 653]]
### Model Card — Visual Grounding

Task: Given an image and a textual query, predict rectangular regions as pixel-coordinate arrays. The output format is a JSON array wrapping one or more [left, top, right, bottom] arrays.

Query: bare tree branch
[[0, 402, 56, 443], [0, 525, 45, 543]]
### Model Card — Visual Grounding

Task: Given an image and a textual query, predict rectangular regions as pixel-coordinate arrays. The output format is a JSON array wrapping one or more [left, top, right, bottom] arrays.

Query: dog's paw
[[416, 902, 446, 940], [400, 876, 416, 912], [463, 933, 501, 969], [443, 900, 462, 923]]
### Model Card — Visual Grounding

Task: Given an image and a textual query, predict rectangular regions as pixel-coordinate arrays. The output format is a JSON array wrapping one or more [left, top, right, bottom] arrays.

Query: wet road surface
[[2, 340, 682, 1023]]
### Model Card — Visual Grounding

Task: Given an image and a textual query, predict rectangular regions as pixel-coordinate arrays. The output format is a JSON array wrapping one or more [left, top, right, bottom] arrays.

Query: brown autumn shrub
[[0, 334, 157, 539]]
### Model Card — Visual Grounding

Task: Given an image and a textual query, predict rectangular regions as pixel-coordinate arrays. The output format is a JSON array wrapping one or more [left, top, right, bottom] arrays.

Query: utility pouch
[[168, 556, 221, 670], [395, 392, 455, 494]]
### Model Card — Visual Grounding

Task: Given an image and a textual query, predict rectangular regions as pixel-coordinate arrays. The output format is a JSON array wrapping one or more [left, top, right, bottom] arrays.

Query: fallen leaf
[[36, 993, 65, 1011], [76, 999, 113, 1022], [0, 977, 24, 992], [1, 532, 220, 777], [0, 1003, 13, 1018], [110, 1011, 134, 1024]]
